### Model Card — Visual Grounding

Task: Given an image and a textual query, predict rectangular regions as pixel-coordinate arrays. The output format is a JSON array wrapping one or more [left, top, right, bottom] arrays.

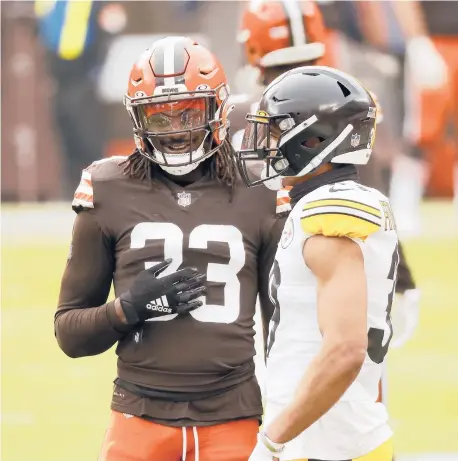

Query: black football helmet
[[236, 66, 378, 188]]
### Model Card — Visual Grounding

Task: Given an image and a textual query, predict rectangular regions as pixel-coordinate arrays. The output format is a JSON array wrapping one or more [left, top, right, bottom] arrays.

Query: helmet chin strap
[[159, 162, 201, 176]]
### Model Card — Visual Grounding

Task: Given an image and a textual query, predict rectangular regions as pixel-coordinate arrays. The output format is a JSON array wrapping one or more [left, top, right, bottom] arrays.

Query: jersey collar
[[289, 165, 359, 207]]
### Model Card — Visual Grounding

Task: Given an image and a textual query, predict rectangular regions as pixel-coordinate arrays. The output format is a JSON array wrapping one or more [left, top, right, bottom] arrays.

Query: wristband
[[258, 432, 285, 453]]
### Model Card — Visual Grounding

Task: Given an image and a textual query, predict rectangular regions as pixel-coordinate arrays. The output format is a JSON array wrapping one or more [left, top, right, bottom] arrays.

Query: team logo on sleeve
[[280, 217, 294, 249]]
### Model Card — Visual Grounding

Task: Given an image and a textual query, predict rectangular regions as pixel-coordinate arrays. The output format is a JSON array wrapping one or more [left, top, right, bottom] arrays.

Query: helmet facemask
[[236, 112, 297, 189], [125, 85, 229, 176]]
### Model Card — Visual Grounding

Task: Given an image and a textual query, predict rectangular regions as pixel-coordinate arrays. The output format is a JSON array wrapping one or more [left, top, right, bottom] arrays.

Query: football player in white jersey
[[235, 66, 397, 461]]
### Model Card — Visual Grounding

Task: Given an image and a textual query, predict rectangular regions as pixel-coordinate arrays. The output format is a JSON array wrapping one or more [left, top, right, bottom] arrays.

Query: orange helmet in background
[[238, 0, 327, 69], [124, 36, 232, 176]]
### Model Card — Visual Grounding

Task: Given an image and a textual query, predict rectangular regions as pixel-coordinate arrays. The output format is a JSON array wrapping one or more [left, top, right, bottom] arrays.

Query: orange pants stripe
[[98, 411, 258, 461]]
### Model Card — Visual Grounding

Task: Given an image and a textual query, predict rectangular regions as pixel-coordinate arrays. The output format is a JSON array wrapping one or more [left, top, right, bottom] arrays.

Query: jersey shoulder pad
[[72, 156, 128, 211], [298, 181, 383, 240]]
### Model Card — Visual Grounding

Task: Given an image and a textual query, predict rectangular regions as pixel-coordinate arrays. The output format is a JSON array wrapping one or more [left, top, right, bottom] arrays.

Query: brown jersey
[[55, 156, 285, 426]]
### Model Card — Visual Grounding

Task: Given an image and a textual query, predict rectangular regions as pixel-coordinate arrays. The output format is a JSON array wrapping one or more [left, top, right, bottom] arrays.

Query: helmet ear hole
[[301, 137, 324, 148]]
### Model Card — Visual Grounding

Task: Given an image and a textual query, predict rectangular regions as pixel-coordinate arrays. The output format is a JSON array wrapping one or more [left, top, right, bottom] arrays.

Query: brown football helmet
[[238, 1, 327, 69], [124, 36, 232, 176]]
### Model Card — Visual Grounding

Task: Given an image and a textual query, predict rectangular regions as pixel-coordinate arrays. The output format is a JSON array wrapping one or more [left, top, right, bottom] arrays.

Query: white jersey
[[264, 180, 398, 460]]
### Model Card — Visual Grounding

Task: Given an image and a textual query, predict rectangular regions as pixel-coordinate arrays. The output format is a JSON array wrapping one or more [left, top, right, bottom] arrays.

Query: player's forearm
[[390, 0, 429, 39], [265, 339, 366, 444], [356, 1, 389, 49], [54, 299, 132, 358]]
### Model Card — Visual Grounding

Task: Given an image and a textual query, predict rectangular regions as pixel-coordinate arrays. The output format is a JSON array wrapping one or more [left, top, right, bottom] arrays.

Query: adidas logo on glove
[[146, 297, 172, 314]]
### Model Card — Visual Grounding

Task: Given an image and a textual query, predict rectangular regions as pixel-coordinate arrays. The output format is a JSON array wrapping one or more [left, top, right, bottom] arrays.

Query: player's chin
[[159, 134, 206, 155], [161, 142, 191, 155]]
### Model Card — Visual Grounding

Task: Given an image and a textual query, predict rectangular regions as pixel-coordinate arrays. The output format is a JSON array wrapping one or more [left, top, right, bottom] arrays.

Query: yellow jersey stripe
[[58, 1, 93, 60], [302, 205, 382, 225], [301, 212, 380, 240], [303, 198, 381, 218]]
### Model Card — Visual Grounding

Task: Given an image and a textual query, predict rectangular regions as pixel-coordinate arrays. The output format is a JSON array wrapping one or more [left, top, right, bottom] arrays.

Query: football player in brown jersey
[[55, 36, 284, 461]]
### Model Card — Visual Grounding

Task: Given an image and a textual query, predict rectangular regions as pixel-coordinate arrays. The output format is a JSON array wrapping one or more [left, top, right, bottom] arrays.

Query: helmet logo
[[350, 133, 361, 148], [196, 84, 210, 91], [135, 91, 147, 98]]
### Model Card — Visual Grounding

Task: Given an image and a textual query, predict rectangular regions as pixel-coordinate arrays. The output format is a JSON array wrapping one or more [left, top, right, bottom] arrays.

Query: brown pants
[[98, 411, 258, 461]]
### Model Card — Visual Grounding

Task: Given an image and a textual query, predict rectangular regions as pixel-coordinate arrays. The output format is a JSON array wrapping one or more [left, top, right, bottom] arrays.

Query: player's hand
[[119, 259, 206, 325], [406, 36, 449, 90], [248, 433, 285, 461]]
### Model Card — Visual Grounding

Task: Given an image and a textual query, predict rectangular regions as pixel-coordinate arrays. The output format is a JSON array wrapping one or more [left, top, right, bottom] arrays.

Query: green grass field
[[2, 202, 458, 461]]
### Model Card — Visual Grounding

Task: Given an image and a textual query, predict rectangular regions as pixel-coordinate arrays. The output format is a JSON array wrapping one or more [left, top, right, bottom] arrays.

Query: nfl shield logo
[[177, 191, 192, 207], [350, 133, 361, 148]]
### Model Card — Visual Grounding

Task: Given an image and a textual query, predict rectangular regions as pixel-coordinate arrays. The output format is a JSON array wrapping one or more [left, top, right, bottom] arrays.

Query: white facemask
[[153, 138, 207, 176]]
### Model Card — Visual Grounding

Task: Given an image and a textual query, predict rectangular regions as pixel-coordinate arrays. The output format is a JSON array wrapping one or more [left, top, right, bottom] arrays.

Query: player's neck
[[161, 163, 207, 187], [282, 164, 334, 188]]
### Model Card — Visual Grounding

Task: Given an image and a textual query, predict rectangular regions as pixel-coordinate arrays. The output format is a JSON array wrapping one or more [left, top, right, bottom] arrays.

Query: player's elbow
[[55, 328, 85, 358], [54, 313, 89, 358], [329, 336, 368, 373], [58, 343, 84, 359]]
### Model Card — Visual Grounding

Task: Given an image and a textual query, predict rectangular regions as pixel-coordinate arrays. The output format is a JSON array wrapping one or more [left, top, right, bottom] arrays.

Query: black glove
[[119, 259, 206, 325]]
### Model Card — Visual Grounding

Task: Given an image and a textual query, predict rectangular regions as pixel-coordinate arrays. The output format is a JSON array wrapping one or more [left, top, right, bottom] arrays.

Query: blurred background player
[[231, 0, 420, 403], [390, 1, 458, 229], [34, 0, 114, 197], [55, 37, 284, 461]]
